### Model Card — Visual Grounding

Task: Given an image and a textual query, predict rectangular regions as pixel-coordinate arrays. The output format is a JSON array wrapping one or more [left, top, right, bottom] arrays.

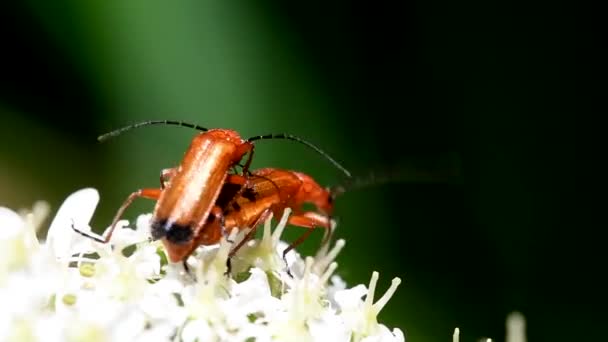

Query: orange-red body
[[226, 168, 332, 228], [81, 129, 253, 263], [150, 129, 252, 262], [73, 121, 350, 267], [194, 168, 334, 258]]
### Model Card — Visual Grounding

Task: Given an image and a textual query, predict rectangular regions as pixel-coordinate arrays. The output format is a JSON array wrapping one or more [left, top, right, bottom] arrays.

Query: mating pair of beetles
[[74, 120, 351, 270]]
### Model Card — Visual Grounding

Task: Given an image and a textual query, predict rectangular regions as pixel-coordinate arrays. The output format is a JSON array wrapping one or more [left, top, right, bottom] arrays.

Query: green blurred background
[[1, 1, 584, 341]]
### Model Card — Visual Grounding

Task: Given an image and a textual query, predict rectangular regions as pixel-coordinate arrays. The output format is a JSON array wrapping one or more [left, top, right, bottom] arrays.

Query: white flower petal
[[0, 207, 25, 238], [1, 196, 411, 342], [334, 284, 367, 311], [46, 188, 100, 260], [309, 311, 350, 342], [360, 325, 405, 342], [181, 319, 213, 342]]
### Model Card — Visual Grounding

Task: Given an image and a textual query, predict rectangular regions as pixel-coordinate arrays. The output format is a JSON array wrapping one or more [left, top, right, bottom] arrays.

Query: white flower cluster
[[0, 188, 403, 342]]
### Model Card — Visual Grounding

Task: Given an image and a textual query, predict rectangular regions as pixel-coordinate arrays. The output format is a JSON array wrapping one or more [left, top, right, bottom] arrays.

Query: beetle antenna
[[99, 121, 351, 178], [329, 160, 462, 200], [247, 133, 351, 178], [98, 120, 209, 142], [328, 171, 393, 202]]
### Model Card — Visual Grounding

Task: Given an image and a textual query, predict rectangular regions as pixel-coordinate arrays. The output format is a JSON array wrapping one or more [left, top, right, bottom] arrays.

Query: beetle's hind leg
[[71, 188, 161, 243]]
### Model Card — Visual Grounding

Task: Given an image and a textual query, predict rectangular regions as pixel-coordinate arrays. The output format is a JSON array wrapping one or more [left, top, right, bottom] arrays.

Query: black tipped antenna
[[97, 120, 351, 178], [97, 120, 209, 142], [247, 133, 351, 178]]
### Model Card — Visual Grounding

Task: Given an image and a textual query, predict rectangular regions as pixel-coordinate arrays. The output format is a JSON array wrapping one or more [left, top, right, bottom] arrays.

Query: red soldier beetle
[[185, 168, 337, 273], [205, 164, 460, 273], [205, 167, 419, 271], [72, 120, 350, 267]]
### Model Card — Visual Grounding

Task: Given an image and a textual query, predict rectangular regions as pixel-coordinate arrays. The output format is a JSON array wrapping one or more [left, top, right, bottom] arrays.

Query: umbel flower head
[[0, 188, 404, 342]]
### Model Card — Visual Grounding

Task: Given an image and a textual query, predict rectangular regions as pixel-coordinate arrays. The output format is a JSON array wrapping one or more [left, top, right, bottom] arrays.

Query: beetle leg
[[287, 212, 333, 249], [225, 257, 233, 277], [160, 167, 177, 189], [208, 206, 233, 243], [225, 173, 248, 187], [195, 206, 235, 276], [221, 173, 252, 215], [224, 207, 273, 275], [287, 212, 331, 229], [237, 142, 255, 174], [71, 188, 161, 243], [228, 208, 272, 258], [320, 213, 335, 250], [281, 212, 333, 277]]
